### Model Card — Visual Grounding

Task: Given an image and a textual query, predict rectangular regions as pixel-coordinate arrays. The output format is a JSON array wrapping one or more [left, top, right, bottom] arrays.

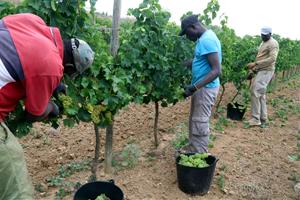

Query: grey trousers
[[189, 86, 219, 153], [250, 70, 274, 121]]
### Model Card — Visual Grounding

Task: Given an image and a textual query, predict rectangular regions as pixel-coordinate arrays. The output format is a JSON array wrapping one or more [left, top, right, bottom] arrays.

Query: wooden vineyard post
[[110, 0, 121, 56], [153, 101, 159, 147], [105, 0, 121, 174], [105, 122, 114, 173], [90, 123, 100, 181], [214, 84, 225, 117]]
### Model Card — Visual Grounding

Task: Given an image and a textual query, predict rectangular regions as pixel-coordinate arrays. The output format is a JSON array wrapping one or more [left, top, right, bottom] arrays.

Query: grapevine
[[2, 0, 299, 138]]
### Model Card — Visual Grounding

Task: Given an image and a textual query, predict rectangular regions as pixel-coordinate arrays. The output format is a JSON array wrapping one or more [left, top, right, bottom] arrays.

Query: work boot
[[248, 118, 261, 126]]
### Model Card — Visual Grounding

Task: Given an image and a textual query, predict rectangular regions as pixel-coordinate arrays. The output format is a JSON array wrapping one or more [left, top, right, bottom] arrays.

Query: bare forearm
[[194, 68, 221, 89], [191, 52, 221, 90]]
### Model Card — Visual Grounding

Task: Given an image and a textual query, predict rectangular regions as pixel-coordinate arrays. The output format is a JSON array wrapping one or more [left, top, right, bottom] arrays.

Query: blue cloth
[[191, 30, 222, 88]]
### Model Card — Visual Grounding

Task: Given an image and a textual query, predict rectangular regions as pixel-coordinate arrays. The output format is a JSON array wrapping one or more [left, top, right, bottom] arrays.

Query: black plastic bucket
[[176, 154, 219, 195], [227, 102, 246, 121], [73, 180, 124, 200]]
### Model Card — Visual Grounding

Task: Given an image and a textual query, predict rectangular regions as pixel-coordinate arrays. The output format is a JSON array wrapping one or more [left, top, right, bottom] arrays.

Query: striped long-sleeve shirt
[[0, 13, 64, 121]]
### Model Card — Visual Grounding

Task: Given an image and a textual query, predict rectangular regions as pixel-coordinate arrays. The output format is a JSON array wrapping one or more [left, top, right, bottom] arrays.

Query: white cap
[[261, 26, 272, 35]]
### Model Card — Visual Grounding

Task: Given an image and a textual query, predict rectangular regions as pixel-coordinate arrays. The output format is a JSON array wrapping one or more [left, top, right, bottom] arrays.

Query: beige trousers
[[0, 122, 34, 200], [250, 70, 274, 121]]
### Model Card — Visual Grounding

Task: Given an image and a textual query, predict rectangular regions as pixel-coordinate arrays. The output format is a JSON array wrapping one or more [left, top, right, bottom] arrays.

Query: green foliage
[[118, 0, 192, 106], [6, 102, 32, 137], [200, 0, 220, 26], [47, 176, 64, 187], [243, 121, 251, 129], [58, 160, 90, 178], [217, 164, 227, 192], [55, 181, 81, 200], [19, 0, 90, 38], [95, 194, 110, 200], [171, 123, 189, 149], [270, 95, 299, 122], [47, 160, 90, 187], [298, 131, 300, 140], [274, 35, 300, 72], [180, 11, 194, 21], [288, 154, 300, 161], [0, 1, 18, 18], [178, 153, 209, 168], [214, 115, 230, 132], [46, 160, 88, 200], [208, 133, 216, 148], [5, 0, 132, 134], [276, 108, 288, 122], [2, 0, 300, 136], [6, 101, 59, 137], [217, 172, 225, 192], [288, 171, 300, 183], [215, 24, 259, 107], [288, 137, 300, 194], [172, 124, 216, 150], [59, 20, 132, 126], [112, 143, 141, 170], [34, 183, 47, 193]]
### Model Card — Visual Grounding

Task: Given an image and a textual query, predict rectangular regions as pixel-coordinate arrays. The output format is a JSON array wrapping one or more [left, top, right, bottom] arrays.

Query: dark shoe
[[261, 119, 269, 124]]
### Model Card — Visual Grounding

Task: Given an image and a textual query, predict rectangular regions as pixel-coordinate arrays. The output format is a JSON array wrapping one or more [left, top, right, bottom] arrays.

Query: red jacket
[[0, 13, 64, 121]]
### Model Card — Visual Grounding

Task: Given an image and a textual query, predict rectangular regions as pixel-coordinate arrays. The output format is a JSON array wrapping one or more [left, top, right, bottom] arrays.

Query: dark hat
[[179, 15, 199, 36]]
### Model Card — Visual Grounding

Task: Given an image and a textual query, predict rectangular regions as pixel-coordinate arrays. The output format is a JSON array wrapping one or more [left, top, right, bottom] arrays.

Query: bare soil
[[20, 77, 300, 200]]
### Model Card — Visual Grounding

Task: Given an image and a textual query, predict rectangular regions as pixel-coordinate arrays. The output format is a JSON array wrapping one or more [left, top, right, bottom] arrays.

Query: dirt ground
[[20, 76, 300, 200]]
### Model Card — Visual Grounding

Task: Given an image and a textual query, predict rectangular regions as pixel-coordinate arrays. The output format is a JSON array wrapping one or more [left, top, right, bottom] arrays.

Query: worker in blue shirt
[[179, 15, 222, 153]]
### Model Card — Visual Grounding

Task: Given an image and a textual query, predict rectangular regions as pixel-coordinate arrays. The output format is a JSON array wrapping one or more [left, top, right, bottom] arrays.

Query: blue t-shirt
[[191, 30, 222, 88]]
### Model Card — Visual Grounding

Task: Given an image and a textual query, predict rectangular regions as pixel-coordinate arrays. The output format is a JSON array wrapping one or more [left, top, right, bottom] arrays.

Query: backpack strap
[[50, 27, 57, 47]]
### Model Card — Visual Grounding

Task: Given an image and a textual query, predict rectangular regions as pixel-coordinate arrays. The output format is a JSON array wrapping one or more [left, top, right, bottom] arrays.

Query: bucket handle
[[214, 157, 220, 164]]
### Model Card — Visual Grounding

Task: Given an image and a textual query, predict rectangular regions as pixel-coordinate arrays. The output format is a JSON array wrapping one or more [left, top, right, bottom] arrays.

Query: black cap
[[179, 15, 199, 36]]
